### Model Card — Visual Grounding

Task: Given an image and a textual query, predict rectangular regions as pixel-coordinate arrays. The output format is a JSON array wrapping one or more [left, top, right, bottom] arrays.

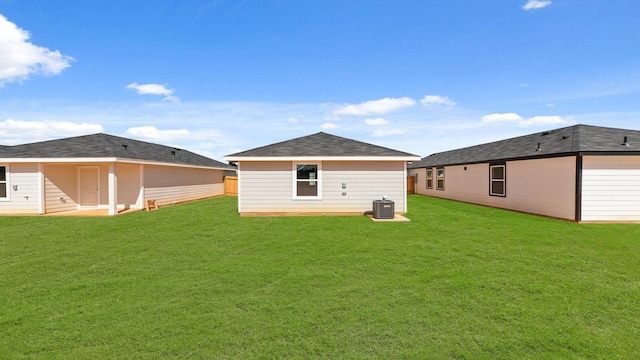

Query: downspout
[[574, 154, 583, 222], [403, 162, 408, 213], [237, 162, 242, 214]]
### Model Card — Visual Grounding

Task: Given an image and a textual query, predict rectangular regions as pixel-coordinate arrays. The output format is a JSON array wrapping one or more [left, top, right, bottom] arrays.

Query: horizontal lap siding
[[239, 162, 294, 212], [412, 156, 576, 220], [582, 156, 640, 221], [507, 158, 575, 219], [117, 164, 142, 209], [323, 161, 405, 212], [144, 166, 224, 206], [0, 164, 41, 214], [239, 161, 405, 213], [45, 165, 79, 213]]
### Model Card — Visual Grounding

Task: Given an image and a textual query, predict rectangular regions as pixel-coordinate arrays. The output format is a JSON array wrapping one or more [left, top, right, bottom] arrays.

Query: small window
[[0, 166, 7, 199], [426, 169, 433, 189], [436, 168, 444, 190], [294, 163, 321, 199], [490, 164, 506, 196]]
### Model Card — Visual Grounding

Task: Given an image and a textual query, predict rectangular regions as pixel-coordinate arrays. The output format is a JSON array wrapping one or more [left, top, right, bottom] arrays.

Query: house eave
[[409, 150, 640, 169], [225, 156, 421, 162], [0, 157, 233, 171]]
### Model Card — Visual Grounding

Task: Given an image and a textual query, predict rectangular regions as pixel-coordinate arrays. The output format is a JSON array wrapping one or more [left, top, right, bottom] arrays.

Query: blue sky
[[1, 0, 639, 161]]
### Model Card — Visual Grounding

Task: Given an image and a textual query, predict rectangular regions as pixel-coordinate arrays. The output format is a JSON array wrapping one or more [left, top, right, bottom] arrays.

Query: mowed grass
[[1, 195, 639, 359]]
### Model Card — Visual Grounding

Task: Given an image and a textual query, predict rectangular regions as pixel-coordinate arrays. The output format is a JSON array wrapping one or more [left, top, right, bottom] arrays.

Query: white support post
[[137, 164, 145, 209], [38, 163, 45, 214], [108, 164, 118, 215]]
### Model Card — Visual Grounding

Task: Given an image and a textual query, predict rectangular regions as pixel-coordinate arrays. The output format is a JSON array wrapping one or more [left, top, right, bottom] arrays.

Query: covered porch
[[43, 162, 144, 216]]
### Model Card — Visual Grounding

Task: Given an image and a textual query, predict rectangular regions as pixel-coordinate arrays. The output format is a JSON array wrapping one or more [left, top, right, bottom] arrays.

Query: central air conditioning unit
[[373, 199, 394, 219]]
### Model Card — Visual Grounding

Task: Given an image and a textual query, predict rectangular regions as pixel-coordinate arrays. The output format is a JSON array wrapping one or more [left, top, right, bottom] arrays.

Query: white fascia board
[[1, 157, 119, 163], [1, 157, 233, 171], [114, 158, 233, 170], [224, 156, 421, 162]]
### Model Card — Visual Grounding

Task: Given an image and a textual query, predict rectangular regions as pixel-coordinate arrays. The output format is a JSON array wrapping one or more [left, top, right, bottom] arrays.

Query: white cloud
[[364, 118, 389, 126], [523, 0, 552, 10], [0, 119, 102, 144], [481, 112, 572, 127], [321, 122, 339, 130], [372, 128, 406, 137], [333, 97, 416, 116], [481, 113, 524, 123], [125, 83, 180, 102], [520, 115, 571, 127], [124, 126, 191, 141], [0, 14, 74, 86], [420, 95, 456, 108]]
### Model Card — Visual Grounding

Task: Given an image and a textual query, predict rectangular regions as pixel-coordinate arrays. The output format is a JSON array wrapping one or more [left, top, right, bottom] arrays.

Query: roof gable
[[0, 133, 233, 169], [410, 124, 640, 168], [226, 132, 419, 159]]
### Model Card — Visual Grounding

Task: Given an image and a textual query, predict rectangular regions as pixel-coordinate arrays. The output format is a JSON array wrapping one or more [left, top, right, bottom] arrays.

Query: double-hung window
[[0, 166, 8, 200], [489, 164, 506, 196], [436, 168, 445, 190], [426, 169, 433, 189], [294, 163, 321, 199]]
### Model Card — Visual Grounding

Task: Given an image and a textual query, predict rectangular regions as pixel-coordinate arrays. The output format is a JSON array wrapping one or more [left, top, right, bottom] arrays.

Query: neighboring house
[[0, 133, 235, 215], [225, 132, 421, 216], [408, 124, 640, 222]]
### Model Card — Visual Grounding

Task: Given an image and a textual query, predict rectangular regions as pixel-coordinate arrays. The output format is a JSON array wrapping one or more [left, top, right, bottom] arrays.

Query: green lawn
[[1, 195, 639, 359]]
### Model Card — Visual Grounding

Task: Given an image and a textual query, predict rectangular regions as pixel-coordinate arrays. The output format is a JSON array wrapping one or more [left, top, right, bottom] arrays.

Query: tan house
[[408, 124, 640, 222], [0, 133, 234, 215], [225, 132, 420, 216]]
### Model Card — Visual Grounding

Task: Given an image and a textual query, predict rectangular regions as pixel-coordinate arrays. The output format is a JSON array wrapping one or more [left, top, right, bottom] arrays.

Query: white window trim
[[0, 164, 9, 201], [489, 164, 506, 197], [292, 161, 322, 200]]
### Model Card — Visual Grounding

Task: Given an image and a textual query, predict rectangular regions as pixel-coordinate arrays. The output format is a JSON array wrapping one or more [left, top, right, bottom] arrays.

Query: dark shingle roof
[[226, 132, 419, 158], [409, 124, 640, 168], [0, 133, 233, 169]]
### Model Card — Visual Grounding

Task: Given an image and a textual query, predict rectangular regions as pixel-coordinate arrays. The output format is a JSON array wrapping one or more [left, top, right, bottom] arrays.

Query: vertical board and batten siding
[[410, 156, 576, 220], [582, 155, 640, 222], [0, 163, 41, 214], [44, 164, 80, 213], [238, 160, 406, 213], [144, 165, 224, 206]]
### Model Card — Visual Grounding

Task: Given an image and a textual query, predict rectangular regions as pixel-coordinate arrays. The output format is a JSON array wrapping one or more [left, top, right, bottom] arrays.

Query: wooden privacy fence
[[224, 176, 238, 196], [407, 175, 415, 194]]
